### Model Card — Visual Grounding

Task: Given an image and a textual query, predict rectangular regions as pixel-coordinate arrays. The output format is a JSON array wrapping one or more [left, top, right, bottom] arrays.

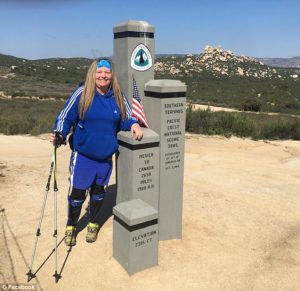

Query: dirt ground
[[0, 133, 299, 291]]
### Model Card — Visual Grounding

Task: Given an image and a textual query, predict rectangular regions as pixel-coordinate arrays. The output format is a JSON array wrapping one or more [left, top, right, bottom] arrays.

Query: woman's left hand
[[130, 123, 143, 141]]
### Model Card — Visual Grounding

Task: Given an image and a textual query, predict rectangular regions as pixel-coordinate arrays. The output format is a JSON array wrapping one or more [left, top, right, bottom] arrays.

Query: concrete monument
[[117, 128, 159, 209], [144, 80, 187, 240], [113, 199, 158, 275], [113, 20, 187, 275]]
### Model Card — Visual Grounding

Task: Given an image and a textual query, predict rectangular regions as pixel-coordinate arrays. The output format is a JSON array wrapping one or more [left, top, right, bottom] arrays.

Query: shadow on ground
[[76, 183, 117, 233]]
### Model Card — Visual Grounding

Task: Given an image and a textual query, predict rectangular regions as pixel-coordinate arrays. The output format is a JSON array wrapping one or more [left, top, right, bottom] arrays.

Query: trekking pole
[[27, 154, 55, 282], [53, 145, 61, 283]]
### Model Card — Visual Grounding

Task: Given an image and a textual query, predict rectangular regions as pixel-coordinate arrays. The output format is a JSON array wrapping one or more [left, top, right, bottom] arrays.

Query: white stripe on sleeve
[[56, 86, 83, 132]]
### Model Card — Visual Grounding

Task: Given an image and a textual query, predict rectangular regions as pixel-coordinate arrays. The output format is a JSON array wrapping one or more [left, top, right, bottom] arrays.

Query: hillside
[[0, 54, 90, 99], [1, 46, 300, 115], [259, 56, 300, 68], [155, 46, 300, 115]]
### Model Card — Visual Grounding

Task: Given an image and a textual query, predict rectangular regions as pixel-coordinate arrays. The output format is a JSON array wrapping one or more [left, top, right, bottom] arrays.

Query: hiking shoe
[[86, 222, 100, 243], [64, 226, 76, 247]]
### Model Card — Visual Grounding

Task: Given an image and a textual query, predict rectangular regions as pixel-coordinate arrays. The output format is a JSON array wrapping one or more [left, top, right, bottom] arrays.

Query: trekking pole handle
[[53, 131, 66, 148], [53, 145, 59, 192]]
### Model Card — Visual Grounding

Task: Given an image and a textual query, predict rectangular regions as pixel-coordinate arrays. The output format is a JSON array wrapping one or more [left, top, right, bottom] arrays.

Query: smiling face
[[95, 66, 112, 94]]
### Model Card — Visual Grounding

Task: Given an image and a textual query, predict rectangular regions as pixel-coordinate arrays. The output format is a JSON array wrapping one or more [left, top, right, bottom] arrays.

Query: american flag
[[132, 76, 149, 128]]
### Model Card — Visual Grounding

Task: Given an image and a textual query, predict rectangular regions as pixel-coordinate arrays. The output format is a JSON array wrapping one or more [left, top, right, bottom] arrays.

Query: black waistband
[[74, 151, 112, 163]]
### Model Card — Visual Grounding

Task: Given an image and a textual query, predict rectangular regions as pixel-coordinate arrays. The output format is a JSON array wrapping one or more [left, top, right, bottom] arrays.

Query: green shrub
[[1, 99, 300, 141], [0, 99, 64, 135], [241, 98, 261, 112], [186, 108, 300, 140]]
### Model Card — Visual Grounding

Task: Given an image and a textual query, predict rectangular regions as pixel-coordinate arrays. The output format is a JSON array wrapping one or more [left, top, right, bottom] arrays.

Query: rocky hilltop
[[155, 45, 299, 80]]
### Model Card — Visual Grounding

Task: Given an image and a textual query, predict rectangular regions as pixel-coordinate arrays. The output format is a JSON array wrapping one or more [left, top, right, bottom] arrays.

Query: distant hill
[[258, 56, 300, 68]]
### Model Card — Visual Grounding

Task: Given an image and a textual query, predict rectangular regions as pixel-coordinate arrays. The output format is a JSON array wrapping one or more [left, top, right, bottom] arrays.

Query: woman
[[50, 58, 142, 246]]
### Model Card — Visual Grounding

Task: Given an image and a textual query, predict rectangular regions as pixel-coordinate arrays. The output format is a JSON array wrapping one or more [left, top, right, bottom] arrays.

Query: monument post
[[144, 80, 187, 240], [113, 199, 159, 275], [113, 20, 155, 103], [117, 128, 160, 209]]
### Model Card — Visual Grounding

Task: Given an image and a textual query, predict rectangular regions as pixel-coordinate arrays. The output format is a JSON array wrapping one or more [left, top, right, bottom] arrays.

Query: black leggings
[[67, 184, 106, 226]]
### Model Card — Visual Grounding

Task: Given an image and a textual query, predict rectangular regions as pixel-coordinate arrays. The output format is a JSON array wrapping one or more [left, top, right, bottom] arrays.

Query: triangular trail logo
[[131, 44, 153, 71], [134, 49, 149, 67]]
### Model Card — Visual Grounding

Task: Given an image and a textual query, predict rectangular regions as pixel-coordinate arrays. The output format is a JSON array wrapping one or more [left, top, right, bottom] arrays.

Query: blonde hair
[[79, 58, 126, 120]]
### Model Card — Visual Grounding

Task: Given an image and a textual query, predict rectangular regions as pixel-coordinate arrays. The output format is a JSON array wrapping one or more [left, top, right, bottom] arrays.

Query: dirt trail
[[188, 103, 300, 117], [0, 133, 300, 291]]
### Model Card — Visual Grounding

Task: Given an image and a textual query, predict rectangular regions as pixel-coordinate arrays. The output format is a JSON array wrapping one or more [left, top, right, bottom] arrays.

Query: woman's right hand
[[49, 132, 65, 147], [50, 132, 56, 145]]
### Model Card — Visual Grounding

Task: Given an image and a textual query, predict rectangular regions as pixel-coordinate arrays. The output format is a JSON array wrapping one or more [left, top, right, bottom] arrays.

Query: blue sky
[[0, 0, 299, 60]]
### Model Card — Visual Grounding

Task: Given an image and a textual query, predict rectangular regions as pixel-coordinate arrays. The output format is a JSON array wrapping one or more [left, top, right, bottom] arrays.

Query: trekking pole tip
[[26, 270, 35, 282], [53, 271, 61, 283]]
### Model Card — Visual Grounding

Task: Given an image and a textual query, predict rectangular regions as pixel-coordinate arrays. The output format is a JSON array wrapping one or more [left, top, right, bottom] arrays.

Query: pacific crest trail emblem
[[131, 44, 153, 71]]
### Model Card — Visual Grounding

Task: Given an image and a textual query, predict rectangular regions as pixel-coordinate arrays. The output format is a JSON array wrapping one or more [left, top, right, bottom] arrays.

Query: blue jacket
[[54, 85, 137, 160]]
